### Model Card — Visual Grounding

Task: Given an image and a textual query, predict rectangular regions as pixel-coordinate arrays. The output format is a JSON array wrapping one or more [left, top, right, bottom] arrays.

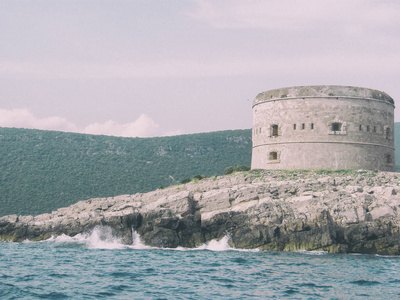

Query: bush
[[224, 166, 234, 175], [193, 174, 206, 180], [224, 165, 250, 175], [180, 178, 191, 184]]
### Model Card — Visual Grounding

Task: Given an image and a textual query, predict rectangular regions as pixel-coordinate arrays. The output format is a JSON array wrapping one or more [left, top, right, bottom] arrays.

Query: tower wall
[[251, 86, 395, 171]]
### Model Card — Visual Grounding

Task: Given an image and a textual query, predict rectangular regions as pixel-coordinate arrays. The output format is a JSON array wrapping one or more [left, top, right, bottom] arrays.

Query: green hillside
[[1, 124, 399, 217], [0, 128, 252, 217]]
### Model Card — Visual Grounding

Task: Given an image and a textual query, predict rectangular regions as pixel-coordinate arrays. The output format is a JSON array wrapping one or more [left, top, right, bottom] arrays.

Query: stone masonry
[[251, 85, 395, 171]]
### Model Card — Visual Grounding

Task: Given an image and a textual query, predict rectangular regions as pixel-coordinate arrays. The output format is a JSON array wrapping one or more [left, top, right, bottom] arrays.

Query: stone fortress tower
[[251, 85, 395, 171]]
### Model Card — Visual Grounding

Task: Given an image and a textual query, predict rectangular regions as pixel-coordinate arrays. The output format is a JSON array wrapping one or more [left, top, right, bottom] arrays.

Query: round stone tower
[[251, 85, 395, 171]]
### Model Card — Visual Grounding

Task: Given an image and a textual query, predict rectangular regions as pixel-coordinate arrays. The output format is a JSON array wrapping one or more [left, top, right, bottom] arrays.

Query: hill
[[1, 124, 399, 217], [0, 128, 252, 217]]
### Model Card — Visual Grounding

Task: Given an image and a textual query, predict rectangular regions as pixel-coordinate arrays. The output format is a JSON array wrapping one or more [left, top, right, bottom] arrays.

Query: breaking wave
[[43, 226, 257, 252], [47, 226, 126, 250], [296, 250, 328, 255], [194, 235, 232, 251], [129, 230, 154, 250], [191, 235, 258, 252]]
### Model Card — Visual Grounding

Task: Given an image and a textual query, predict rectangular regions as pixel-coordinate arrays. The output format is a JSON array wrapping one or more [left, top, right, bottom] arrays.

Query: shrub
[[180, 178, 191, 184], [224, 165, 250, 175], [193, 174, 205, 181], [224, 166, 235, 175]]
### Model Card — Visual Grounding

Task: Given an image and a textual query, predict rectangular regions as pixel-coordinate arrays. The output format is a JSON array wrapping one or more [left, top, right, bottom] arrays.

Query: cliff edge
[[1, 170, 400, 255]]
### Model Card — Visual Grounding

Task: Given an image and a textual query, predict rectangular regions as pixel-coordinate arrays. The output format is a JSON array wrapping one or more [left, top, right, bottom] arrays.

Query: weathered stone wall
[[252, 85, 395, 171]]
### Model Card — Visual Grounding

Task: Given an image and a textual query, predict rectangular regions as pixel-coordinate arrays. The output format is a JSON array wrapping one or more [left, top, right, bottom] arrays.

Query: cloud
[[82, 114, 160, 138], [0, 59, 262, 79], [182, 0, 400, 79], [162, 129, 185, 137], [0, 0, 398, 81], [187, 0, 400, 32], [0, 107, 78, 132], [0, 107, 162, 138]]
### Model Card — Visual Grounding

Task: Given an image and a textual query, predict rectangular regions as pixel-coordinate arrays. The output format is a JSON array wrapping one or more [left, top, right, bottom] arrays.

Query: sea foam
[[47, 226, 126, 250], [296, 250, 328, 255], [44, 226, 258, 252]]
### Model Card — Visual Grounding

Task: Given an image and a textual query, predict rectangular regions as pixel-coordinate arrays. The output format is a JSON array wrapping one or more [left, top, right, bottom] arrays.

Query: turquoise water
[[1, 226, 400, 299]]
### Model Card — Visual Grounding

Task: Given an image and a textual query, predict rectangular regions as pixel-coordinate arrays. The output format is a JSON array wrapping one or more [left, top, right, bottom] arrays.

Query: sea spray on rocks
[[1, 170, 400, 255]]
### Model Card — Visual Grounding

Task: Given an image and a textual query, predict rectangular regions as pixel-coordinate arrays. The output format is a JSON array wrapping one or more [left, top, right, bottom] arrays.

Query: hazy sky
[[1, 0, 399, 137]]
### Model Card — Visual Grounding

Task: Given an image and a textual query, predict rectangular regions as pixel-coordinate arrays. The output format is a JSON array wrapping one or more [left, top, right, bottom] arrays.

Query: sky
[[0, 0, 399, 137]]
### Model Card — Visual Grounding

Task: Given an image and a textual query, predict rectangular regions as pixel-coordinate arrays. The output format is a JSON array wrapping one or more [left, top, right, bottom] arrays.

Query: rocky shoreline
[[1, 170, 400, 255]]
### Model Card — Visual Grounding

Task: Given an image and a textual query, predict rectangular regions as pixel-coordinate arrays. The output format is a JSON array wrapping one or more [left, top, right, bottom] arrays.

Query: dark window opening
[[359, 125, 362, 131], [387, 154, 393, 164], [293, 124, 296, 130], [386, 127, 391, 139], [332, 122, 342, 131], [271, 125, 278, 137], [311, 123, 314, 130], [269, 151, 278, 160], [367, 125, 370, 132], [301, 123, 305, 130], [373, 126, 377, 133]]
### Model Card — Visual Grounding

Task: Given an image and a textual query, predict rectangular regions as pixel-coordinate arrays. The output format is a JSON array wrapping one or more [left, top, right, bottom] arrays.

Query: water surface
[[1, 226, 399, 299]]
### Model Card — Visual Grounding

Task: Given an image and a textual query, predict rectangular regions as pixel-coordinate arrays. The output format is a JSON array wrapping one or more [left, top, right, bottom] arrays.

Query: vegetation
[[193, 174, 206, 181], [180, 178, 192, 184], [1, 123, 399, 217], [224, 164, 251, 175], [0, 127, 251, 217]]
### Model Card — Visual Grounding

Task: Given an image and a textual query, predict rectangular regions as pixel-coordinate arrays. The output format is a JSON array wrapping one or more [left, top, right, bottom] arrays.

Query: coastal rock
[[1, 170, 400, 255]]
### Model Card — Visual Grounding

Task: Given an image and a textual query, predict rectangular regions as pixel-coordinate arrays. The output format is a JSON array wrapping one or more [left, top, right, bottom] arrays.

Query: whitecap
[[43, 229, 258, 252], [195, 235, 233, 251], [130, 233, 259, 252], [194, 235, 259, 252], [375, 254, 400, 258], [128, 230, 154, 250], [296, 250, 328, 255], [83, 226, 126, 250], [46, 226, 126, 250]]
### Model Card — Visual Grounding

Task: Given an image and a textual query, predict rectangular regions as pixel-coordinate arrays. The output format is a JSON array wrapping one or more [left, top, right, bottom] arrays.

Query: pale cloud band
[[187, 0, 400, 30], [0, 0, 399, 81], [0, 107, 163, 138], [1, 52, 399, 80]]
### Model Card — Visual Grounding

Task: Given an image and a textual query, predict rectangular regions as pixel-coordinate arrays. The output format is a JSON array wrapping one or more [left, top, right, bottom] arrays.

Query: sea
[[1, 226, 399, 299]]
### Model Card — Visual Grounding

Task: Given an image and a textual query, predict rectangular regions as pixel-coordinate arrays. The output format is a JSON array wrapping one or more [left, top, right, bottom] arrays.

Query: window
[[269, 151, 278, 160], [386, 127, 391, 140], [367, 125, 370, 132], [332, 122, 342, 131], [301, 123, 305, 130], [359, 125, 362, 131], [373, 126, 377, 133], [311, 123, 314, 130], [271, 124, 278, 137], [293, 124, 297, 130], [329, 121, 346, 135], [387, 154, 393, 164]]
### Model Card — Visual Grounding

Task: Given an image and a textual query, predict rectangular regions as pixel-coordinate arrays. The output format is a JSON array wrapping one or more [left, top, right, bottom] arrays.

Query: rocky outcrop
[[1, 170, 400, 255]]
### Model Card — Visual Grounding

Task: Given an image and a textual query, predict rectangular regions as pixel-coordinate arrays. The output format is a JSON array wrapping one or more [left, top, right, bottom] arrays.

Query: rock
[[1, 169, 400, 255]]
